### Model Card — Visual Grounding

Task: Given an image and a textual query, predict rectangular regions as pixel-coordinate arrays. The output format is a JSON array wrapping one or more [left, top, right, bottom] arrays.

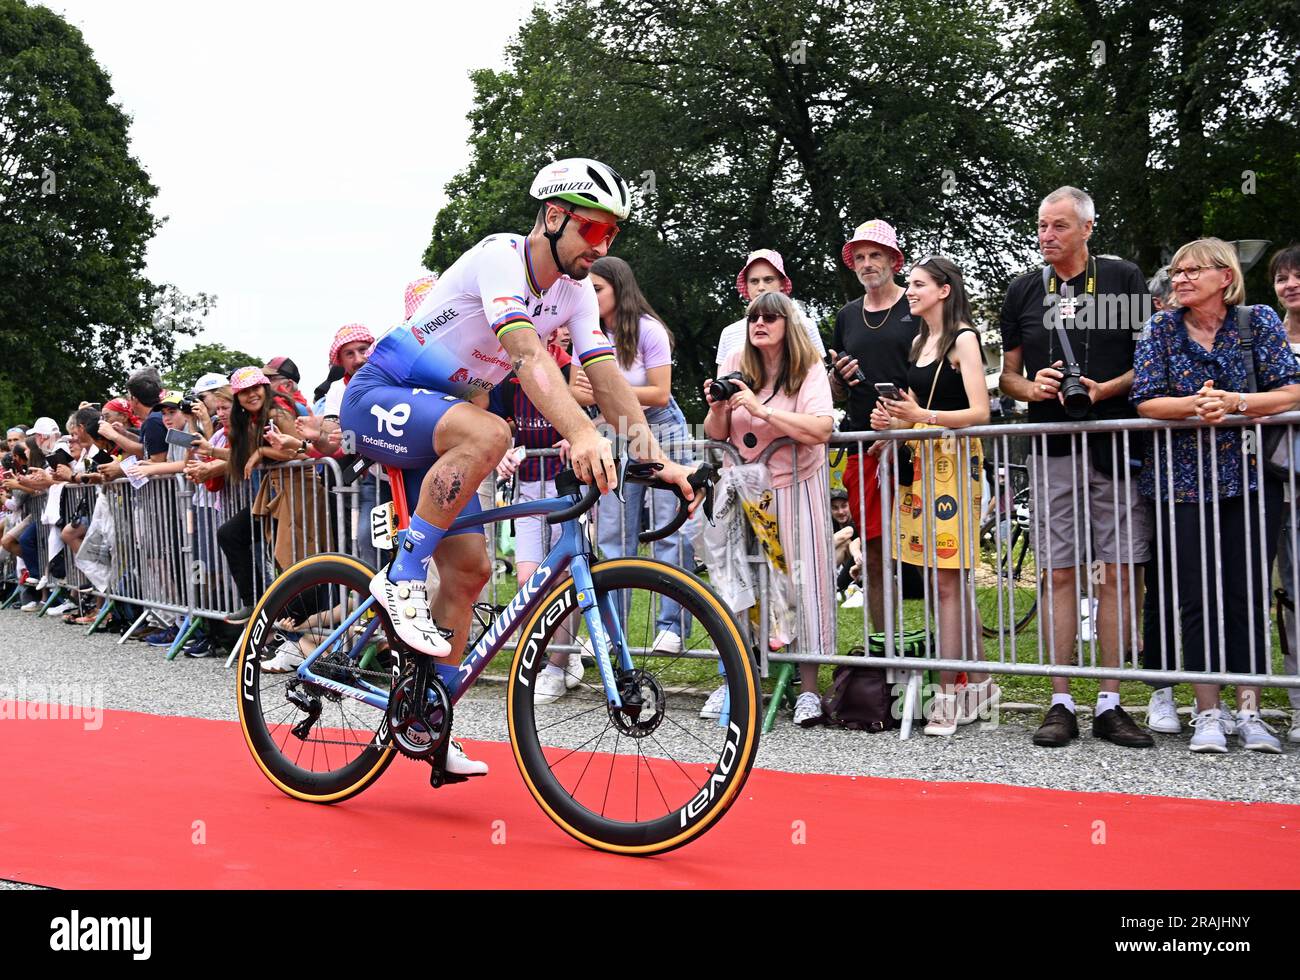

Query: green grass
[[473, 562, 1295, 714]]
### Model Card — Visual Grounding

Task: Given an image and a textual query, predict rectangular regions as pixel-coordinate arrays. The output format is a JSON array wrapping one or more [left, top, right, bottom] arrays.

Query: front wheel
[[506, 558, 760, 856]]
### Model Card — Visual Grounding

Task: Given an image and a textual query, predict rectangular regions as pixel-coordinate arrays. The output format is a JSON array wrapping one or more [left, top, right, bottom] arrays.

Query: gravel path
[[2, 608, 1298, 807]]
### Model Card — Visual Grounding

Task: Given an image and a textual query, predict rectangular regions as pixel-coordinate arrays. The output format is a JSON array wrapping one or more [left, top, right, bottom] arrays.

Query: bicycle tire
[[506, 557, 760, 856], [978, 523, 1038, 638], [236, 553, 399, 804]]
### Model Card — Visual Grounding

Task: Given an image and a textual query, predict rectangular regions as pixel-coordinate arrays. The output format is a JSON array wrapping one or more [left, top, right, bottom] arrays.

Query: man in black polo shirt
[[998, 186, 1153, 749], [828, 219, 918, 633]]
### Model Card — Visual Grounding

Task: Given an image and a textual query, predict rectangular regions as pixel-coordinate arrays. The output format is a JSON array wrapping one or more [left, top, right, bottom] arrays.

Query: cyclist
[[340, 158, 700, 776]]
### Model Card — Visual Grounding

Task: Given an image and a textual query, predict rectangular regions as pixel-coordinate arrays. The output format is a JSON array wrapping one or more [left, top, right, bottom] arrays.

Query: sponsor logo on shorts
[[361, 433, 409, 455]]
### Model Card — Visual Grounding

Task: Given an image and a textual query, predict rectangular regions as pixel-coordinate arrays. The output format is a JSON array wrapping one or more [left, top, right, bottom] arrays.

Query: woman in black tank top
[[870, 256, 994, 737]]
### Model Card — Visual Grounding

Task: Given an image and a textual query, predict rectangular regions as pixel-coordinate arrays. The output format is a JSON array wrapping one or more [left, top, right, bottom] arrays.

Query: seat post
[[385, 466, 410, 530]]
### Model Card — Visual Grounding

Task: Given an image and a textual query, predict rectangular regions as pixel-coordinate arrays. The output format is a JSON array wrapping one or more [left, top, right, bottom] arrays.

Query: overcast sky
[[48, 0, 541, 397]]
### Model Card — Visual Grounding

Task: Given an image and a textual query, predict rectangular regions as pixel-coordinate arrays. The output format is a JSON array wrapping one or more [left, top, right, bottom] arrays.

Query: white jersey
[[366, 233, 615, 397]]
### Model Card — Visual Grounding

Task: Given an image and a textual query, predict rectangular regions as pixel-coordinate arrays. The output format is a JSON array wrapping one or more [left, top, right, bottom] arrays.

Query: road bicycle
[[235, 458, 760, 855]]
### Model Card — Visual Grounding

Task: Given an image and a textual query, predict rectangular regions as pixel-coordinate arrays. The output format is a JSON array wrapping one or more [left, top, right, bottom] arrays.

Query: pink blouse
[[721, 352, 835, 489]]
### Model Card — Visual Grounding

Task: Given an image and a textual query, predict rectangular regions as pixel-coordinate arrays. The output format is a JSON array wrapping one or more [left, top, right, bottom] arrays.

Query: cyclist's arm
[[499, 327, 614, 490], [582, 357, 664, 463]]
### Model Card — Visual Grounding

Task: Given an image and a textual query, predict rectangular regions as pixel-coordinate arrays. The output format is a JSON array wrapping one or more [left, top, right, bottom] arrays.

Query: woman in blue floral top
[[1131, 238, 1300, 755]]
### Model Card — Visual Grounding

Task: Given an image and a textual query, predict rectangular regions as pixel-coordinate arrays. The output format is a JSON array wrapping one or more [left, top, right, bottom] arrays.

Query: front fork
[[569, 555, 634, 709]]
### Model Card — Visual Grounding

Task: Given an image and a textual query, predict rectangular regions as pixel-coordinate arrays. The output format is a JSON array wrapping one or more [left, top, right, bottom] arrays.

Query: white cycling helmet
[[530, 158, 631, 220]]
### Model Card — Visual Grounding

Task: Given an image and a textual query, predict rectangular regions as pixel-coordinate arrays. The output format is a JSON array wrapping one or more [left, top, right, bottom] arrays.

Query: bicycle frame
[[291, 490, 637, 713]]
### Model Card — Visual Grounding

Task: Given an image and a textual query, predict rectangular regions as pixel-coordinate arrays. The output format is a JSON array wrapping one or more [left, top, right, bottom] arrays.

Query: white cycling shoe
[[369, 570, 452, 657], [445, 739, 488, 777]]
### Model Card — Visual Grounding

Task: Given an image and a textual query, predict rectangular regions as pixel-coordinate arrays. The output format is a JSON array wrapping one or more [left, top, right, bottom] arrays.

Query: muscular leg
[[429, 533, 492, 660], [418, 404, 511, 529]]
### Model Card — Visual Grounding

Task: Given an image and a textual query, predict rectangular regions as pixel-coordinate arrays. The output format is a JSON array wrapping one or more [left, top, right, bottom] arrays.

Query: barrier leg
[[899, 670, 922, 741], [166, 616, 200, 661], [762, 661, 797, 733], [86, 600, 115, 637], [1, 585, 21, 609], [37, 586, 63, 616], [118, 608, 152, 645]]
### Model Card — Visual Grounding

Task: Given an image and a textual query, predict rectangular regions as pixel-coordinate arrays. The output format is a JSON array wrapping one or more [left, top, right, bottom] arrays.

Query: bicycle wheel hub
[[608, 669, 665, 738]]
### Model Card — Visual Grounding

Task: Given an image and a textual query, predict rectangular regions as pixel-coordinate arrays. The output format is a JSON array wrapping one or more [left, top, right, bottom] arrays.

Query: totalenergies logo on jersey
[[471, 349, 511, 371]]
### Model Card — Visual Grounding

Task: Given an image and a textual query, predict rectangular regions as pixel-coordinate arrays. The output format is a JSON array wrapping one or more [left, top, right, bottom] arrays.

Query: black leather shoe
[[1032, 703, 1079, 747], [1092, 705, 1155, 748]]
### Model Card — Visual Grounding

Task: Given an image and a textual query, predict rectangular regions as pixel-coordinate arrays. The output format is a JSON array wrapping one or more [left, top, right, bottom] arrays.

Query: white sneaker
[[261, 641, 304, 674], [1289, 713, 1300, 745], [1146, 687, 1181, 734], [369, 570, 451, 657], [1217, 700, 1238, 736], [534, 667, 567, 705], [650, 629, 683, 654], [1235, 711, 1283, 754], [841, 589, 864, 609], [564, 647, 586, 690], [20, 600, 39, 612], [1189, 707, 1229, 753], [45, 600, 75, 617], [444, 739, 488, 777], [793, 691, 823, 728], [924, 692, 959, 736], [699, 684, 728, 720]]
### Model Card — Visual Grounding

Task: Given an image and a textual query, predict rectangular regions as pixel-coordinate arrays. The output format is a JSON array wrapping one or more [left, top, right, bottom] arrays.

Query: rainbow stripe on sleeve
[[493, 312, 535, 341], [578, 345, 616, 369]]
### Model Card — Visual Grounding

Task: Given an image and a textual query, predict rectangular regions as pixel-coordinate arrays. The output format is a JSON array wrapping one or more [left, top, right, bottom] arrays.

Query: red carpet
[[1, 701, 1297, 889]]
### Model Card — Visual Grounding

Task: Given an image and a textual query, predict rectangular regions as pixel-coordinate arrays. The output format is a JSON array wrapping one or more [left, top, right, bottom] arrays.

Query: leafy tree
[[425, 0, 1041, 418], [1032, 0, 1300, 295], [0, 0, 194, 426], [163, 338, 259, 394]]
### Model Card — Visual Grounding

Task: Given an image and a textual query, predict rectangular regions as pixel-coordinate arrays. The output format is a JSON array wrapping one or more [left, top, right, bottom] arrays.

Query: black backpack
[[820, 647, 898, 732]]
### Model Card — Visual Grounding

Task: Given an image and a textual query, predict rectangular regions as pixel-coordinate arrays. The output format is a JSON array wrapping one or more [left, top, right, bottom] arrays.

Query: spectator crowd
[[4, 185, 1300, 758]]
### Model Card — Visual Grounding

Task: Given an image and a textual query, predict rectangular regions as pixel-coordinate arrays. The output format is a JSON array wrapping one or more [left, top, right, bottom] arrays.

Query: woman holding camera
[[705, 290, 836, 727], [871, 255, 992, 736], [578, 255, 696, 654]]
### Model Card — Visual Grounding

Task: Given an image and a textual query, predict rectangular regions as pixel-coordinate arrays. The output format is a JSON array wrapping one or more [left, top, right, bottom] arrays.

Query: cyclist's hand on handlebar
[[656, 459, 701, 513], [569, 430, 617, 493]]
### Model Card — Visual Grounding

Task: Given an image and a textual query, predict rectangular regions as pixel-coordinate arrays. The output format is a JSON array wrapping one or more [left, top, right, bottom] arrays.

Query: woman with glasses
[[577, 255, 697, 656], [872, 255, 993, 736], [704, 290, 836, 727], [1132, 237, 1300, 754]]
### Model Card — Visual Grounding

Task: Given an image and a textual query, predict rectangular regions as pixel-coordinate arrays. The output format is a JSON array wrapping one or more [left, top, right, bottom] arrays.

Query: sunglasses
[[551, 204, 620, 248], [747, 312, 785, 324]]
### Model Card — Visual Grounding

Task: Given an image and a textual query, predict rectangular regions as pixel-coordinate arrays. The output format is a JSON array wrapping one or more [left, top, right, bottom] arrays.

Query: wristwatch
[[764, 406, 774, 421], [1237, 396, 1248, 413]]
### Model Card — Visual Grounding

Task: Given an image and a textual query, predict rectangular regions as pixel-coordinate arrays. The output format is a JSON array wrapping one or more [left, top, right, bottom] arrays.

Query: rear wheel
[[507, 558, 760, 856], [977, 520, 1038, 638], [236, 553, 399, 803]]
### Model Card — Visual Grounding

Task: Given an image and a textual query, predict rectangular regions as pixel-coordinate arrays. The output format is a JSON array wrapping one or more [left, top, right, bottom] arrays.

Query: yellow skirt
[[895, 424, 982, 570]]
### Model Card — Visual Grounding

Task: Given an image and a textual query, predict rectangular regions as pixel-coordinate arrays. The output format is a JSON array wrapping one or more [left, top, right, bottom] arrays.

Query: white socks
[[1051, 693, 1076, 713], [1095, 691, 1120, 716]]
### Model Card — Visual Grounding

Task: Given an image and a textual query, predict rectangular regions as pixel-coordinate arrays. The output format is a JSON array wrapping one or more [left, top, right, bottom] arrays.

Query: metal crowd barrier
[[757, 413, 1300, 734]]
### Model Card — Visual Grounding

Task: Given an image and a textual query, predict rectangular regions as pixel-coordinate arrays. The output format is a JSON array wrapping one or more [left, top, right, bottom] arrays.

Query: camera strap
[[1043, 257, 1096, 374]]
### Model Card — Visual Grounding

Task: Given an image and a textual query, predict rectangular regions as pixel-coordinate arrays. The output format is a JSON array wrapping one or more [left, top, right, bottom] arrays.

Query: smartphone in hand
[[874, 382, 903, 401], [165, 428, 197, 448]]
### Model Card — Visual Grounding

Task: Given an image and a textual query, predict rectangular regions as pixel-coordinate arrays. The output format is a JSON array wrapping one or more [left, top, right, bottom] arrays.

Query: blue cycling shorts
[[340, 362, 483, 536]]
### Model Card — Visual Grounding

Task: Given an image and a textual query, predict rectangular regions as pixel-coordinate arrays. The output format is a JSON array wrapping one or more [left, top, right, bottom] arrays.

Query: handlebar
[[546, 459, 718, 541]]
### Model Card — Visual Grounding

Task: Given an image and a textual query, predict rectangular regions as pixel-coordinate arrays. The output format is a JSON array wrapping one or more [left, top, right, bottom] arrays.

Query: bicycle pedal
[[428, 767, 470, 789]]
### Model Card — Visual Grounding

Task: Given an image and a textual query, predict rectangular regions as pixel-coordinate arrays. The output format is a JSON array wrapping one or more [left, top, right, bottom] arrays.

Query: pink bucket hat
[[404, 275, 438, 320], [229, 366, 270, 393], [841, 219, 904, 272], [736, 249, 794, 300], [329, 323, 375, 366]]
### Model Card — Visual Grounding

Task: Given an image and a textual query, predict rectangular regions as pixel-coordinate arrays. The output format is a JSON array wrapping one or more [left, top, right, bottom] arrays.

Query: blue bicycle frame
[[291, 489, 635, 712]]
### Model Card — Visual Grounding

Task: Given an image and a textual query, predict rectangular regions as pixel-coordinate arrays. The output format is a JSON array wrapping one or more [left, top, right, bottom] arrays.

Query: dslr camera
[[180, 390, 199, 415], [1051, 326, 1092, 419], [709, 372, 751, 401]]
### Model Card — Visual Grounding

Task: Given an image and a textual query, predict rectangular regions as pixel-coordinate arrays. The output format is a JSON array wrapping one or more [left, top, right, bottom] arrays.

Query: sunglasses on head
[[747, 312, 784, 324], [551, 204, 620, 248]]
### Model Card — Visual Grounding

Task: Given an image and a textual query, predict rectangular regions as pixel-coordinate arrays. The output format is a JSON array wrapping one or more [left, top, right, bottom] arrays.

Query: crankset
[[385, 656, 453, 764]]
